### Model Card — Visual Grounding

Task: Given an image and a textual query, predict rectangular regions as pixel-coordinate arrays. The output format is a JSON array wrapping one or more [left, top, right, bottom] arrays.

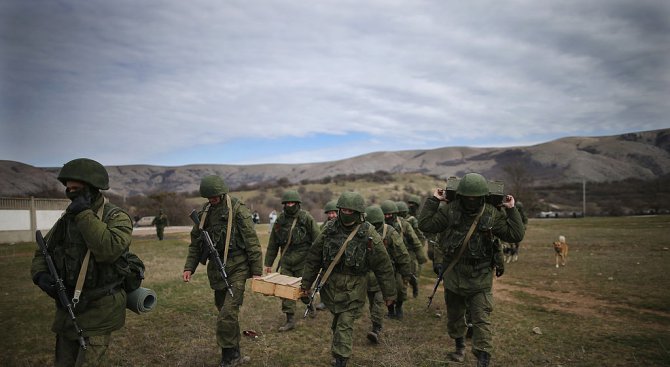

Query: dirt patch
[[492, 277, 670, 330]]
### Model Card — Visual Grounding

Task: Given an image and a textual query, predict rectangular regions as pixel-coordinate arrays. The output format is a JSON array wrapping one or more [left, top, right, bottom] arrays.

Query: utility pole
[[582, 179, 586, 217]]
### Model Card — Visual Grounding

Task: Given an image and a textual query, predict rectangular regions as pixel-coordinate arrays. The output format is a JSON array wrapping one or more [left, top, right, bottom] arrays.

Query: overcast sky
[[1, 1, 668, 167]]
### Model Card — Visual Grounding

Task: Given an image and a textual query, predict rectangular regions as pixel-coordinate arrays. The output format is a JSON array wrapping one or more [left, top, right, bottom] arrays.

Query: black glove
[[34, 272, 57, 299], [299, 288, 311, 305], [433, 263, 443, 275], [495, 266, 504, 278], [66, 188, 92, 214]]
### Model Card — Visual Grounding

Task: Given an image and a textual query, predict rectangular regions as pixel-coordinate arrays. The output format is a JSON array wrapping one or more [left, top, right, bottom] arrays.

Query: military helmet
[[324, 200, 338, 213], [336, 191, 366, 213], [380, 200, 398, 215], [281, 190, 302, 203], [407, 195, 421, 206], [57, 158, 109, 190], [199, 175, 229, 198], [456, 173, 489, 197], [395, 201, 409, 213], [365, 205, 384, 224]]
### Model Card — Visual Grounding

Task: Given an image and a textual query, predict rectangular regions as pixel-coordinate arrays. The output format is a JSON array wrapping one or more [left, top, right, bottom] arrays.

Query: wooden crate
[[251, 273, 302, 300]]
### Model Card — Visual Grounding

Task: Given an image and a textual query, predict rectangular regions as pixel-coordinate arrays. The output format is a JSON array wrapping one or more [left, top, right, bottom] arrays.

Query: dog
[[502, 242, 514, 263], [553, 235, 569, 268]]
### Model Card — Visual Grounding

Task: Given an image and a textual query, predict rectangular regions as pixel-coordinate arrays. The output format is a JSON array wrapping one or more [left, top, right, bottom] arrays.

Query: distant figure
[[151, 209, 169, 241], [268, 210, 277, 234], [133, 215, 140, 228], [252, 211, 261, 226]]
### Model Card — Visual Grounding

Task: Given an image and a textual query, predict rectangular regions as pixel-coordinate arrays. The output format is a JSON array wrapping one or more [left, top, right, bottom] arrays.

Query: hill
[[1, 128, 669, 198]]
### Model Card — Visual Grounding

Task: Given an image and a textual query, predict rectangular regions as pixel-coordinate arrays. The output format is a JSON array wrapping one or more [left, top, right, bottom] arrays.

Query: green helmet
[[336, 191, 365, 213], [199, 175, 229, 198], [395, 201, 409, 214], [281, 190, 302, 203], [365, 205, 384, 224], [456, 173, 489, 197], [380, 200, 398, 215], [324, 200, 338, 213], [57, 158, 109, 190], [408, 195, 421, 206]]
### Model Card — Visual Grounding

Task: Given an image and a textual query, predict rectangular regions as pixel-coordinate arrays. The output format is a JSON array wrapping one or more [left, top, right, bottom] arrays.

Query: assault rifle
[[189, 210, 234, 297], [35, 230, 87, 350], [426, 265, 446, 310], [303, 270, 323, 318]]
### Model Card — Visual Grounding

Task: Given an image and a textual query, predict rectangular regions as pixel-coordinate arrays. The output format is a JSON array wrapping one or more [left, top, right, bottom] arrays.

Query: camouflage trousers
[[214, 279, 247, 349], [55, 333, 111, 367], [444, 288, 495, 354], [366, 290, 385, 326], [330, 306, 363, 358], [155, 227, 165, 240]]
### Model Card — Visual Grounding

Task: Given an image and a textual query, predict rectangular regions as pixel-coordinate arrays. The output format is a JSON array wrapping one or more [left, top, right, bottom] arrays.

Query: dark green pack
[[114, 251, 145, 292], [102, 203, 146, 292]]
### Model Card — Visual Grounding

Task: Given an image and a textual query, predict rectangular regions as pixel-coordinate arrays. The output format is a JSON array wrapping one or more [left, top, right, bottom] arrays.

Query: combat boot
[[278, 313, 295, 332], [387, 304, 397, 319], [366, 322, 383, 344], [474, 350, 490, 367], [220, 347, 250, 367], [395, 301, 404, 320], [447, 337, 466, 362], [334, 355, 348, 367]]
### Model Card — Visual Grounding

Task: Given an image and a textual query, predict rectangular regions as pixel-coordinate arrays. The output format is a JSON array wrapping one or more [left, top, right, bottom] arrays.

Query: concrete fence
[[0, 197, 69, 244]]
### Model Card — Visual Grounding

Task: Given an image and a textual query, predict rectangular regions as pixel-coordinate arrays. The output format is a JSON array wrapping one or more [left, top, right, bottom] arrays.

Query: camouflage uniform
[[264, 190, 320, 329], [301, 192, 396, 367], [151, 210, 168, 240], [183, 176, 262, 367], [364, 205, 412, 343], [397, 200, 427, 298], [418, 173, 525, 367], [31, 158, 132, 367]]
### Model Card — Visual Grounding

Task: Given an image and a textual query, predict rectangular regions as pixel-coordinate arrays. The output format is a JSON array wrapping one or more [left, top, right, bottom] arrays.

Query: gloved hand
[[495, 266, 504, 278], [299, 288, 311, 305], [34, 272, 57, 299], [66, 188, 92, 214], [433, 263, 443, 275]]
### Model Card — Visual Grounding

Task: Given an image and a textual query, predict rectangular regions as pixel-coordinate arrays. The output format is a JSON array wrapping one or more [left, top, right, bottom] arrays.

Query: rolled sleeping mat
[[126, 287, 157, 314]]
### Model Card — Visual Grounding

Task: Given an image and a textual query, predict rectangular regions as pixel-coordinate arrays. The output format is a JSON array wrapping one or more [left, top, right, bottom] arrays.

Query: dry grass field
[[2, 215, 669, 366]]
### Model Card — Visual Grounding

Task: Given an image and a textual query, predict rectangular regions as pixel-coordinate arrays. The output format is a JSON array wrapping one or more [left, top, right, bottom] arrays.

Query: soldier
[[264, 190, 320, 331], [509, 201, 529, 262], [396, 200, 427, 298], [182, 175, 262, 367], [320, 200, 338, 230], [380, 200, 426, 317], [363, 205, 412, 344], [300, 192, 397, 367], [151, 209, 168, 241], [418, 173, 525, 367], [31, 158, 133, 367]]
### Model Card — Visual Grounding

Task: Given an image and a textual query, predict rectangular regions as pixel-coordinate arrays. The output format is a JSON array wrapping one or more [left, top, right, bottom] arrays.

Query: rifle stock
[[426, 266, 446, 310], [36, 230, 87, 350], [303, 270, 323, 318], [189, 210, 234, 297]]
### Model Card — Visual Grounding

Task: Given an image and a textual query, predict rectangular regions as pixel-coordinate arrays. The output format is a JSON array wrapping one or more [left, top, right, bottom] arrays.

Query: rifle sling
[[223, 195, 233, 264], [440, 205, 486, 279], [73, 197, 107, 307], [314, 223, 361, 290], [276, 216, 298, 270]]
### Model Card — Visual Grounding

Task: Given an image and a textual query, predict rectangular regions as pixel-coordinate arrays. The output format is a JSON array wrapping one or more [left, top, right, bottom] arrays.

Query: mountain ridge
[[2, 128, 669, 197]]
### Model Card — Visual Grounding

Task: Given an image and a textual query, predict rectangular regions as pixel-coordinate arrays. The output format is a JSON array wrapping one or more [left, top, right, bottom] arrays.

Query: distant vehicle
[[539, 211, 558, 218], [135, 216, 156, 227]]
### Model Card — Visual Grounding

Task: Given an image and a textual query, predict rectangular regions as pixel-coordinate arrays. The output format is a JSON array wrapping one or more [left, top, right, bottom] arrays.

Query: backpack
[[115, 251, 145, 292], [103, 203, 146, 293]]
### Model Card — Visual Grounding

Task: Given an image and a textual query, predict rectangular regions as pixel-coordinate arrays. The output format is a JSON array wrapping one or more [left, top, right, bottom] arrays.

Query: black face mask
[[65, 186, 89, 201], [384, 214, 395, 226], [338, 210, 359, 227], [460, 196, 484, 215], [283, 203, 299, 216]]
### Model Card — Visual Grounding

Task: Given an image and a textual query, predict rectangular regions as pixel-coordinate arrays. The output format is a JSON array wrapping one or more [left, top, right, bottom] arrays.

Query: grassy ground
[[2, 216, 669, 366]]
